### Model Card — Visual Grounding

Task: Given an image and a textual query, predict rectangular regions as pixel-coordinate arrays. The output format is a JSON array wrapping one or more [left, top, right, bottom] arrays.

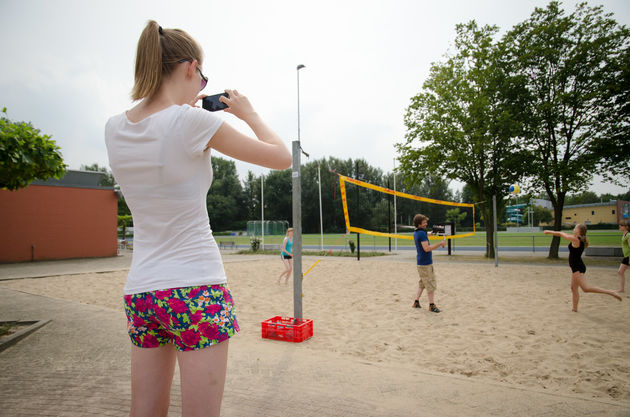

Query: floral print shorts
[[123, 284, 239, 352]]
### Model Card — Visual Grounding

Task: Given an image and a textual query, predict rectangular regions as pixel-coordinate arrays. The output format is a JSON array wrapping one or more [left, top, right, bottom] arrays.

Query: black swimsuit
[[568, 239, 586, 274]]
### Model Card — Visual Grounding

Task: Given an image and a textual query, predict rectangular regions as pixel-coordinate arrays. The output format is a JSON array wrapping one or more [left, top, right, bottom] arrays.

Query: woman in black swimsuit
[[545, 224, 622, 312]]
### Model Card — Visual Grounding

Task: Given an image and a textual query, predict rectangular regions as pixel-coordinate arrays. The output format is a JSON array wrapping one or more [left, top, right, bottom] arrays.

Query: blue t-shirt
[[414, 228, 432, 266]]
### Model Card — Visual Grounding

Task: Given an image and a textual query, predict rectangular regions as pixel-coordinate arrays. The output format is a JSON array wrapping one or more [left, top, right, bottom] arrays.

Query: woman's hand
[[190, 94, 207, 108], [220, 89, 257, 121]]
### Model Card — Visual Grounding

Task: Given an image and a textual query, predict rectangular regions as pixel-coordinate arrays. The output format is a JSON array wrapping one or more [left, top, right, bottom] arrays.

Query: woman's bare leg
[[130, 344, 176, 417], [284, 258, 293, 284], [618, 264, 628, 293], [277, 259, 291, 283], [575, 273, 622, 302], [570, 273, 580, 312], [177, 340, 229, 417]]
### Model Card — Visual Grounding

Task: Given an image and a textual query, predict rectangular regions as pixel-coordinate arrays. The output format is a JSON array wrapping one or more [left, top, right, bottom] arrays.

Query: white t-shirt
[[105, 104, 225, 295]]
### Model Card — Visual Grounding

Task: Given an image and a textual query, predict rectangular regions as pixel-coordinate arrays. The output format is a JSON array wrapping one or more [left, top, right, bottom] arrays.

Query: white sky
[[1, 0, 628, 195]]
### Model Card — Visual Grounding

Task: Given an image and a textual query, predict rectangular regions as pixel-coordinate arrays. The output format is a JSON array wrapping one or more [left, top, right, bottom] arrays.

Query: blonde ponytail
[[131, 20, 204, 101]]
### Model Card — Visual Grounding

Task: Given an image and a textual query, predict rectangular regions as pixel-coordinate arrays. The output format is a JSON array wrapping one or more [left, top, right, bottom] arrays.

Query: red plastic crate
[[261, 316, 313, 343]]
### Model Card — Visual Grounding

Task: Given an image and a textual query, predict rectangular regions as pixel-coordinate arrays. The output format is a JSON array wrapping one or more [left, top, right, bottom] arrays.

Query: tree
[[206, 157, 246, 231], [397, 21, 524, 258], [564, 191, 600, 206], [532, 204, 553, 226], [262, 169, 292, 223], [80, 163, 115, 186], [501, 1, 630, 257], [0, 108, 66, 190], [82, 163, 130, 215], [446, 208, 468, 228], [242, 170, 261, 221]]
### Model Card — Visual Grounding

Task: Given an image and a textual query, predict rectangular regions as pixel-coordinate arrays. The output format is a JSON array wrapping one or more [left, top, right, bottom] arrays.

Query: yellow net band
[[337, 173, 475, 240]]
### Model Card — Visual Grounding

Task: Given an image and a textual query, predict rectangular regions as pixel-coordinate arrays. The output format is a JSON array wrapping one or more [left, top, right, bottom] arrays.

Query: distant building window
[[592, 211, 595, 215], [565, 217, 572, 220], [585, 221, 591, 225], [574, 213, 577, 216], [613, 210, 616, 214]]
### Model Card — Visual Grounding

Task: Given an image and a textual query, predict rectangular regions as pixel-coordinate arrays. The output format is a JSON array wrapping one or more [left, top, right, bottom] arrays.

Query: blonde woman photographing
[[105, 21, 291, 417]]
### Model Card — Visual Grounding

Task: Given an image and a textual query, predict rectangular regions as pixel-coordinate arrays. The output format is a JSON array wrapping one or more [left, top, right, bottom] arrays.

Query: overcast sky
[[1, 0, 628, 196]]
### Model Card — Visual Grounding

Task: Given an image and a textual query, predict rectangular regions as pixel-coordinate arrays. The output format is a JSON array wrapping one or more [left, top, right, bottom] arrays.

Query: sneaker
[[429, 304, 440, 313], [413, 300, 421, 309]]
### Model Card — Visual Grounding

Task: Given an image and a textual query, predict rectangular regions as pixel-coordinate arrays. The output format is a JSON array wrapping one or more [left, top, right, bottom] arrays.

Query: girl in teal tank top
[[277, 228, 294, 284]]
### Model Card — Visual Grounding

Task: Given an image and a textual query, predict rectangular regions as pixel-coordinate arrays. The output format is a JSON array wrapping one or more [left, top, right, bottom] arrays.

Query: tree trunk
[[547, 205, 563, 259], [484, 206, 495, 259]]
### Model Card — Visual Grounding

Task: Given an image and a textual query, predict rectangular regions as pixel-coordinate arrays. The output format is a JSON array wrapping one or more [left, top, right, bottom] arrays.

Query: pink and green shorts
[[123, 284, 239, 352]]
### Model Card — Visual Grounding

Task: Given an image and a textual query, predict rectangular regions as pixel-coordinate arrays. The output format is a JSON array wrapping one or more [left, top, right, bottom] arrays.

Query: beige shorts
[[416, 265, 437, 292]]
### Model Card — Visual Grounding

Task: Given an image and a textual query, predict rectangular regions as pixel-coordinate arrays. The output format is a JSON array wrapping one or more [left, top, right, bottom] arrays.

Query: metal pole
[[297, 64, 305, 142], [292, 141, 303, 319], [388, 178, 391, 252], [318, 164, 323, 251], [493, 195, 498, 268], [393, 158, 397, 250], [261, 174, 264, 251], [356, 161, 360, 261]]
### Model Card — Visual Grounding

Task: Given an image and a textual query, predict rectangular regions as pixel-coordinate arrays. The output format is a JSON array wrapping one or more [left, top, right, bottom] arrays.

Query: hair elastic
[[158, 26, 163, 35]]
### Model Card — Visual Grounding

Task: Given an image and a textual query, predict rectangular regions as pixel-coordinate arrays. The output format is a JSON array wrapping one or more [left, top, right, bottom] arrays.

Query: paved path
[[1, 254, 628, 416]]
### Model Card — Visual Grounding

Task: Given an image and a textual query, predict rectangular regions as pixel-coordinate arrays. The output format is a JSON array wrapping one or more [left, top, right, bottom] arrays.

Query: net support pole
[[261, 174, 264, 251], [318, 164, 324, 251], [292, 141, 303, 319], [493, 194, 498, 268], [356, 161, 360, 261]]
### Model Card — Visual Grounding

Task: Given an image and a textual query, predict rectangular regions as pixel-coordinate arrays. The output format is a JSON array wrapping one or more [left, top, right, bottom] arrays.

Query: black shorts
[[281, 254, 293, 260], [622, 257, 629, 266]]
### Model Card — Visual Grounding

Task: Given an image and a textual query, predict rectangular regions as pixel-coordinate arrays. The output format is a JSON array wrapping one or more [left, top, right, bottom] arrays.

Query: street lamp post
[[297, 64, 305, 142], [293, 64, 306, 319]]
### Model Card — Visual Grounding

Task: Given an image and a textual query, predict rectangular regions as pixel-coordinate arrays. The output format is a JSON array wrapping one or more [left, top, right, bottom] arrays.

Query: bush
[[348, 240, 356, 253], [250, 236, 261, 252], [0, 107, 66, 190]]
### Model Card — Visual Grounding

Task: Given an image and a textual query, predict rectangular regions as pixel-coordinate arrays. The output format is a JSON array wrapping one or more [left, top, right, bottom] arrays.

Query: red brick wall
[[0, 185, 118, 262]]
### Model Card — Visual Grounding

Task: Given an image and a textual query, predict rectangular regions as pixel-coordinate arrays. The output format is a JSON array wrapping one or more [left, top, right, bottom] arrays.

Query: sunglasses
[[177, 58, 208, 91]]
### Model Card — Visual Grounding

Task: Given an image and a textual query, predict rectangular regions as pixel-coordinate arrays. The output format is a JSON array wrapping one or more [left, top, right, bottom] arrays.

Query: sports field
[[217, 230, 622, 248]]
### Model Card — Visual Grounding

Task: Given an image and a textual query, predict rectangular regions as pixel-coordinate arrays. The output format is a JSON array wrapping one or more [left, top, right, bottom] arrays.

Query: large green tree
[[206, 157, 246, 231], [501, 1, 630, 257], [0, 108, 66, 190], [397, 21, 524, 258]]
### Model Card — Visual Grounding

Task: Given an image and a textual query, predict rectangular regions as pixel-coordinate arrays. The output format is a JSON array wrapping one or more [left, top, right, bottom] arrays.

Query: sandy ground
[[1, 257, 628, 402]]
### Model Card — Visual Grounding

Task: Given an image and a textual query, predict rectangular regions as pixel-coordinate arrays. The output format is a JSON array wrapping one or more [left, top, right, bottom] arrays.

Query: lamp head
[[297, 64, 305, 70]]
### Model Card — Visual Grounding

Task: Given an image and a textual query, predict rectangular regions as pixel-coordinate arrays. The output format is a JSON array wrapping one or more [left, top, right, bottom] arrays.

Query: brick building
[[0, 170, 118, 262]]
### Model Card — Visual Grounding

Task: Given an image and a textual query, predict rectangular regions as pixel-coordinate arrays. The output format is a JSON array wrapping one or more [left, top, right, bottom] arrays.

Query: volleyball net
[[337, 173, 475, 241]]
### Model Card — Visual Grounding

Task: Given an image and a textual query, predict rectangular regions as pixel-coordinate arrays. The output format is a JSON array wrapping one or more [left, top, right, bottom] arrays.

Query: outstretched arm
[[544, 230, 580, 245]]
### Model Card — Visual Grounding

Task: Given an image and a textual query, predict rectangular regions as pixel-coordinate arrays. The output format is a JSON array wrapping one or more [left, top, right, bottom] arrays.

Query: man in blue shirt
[[413, 214, 446, 312]]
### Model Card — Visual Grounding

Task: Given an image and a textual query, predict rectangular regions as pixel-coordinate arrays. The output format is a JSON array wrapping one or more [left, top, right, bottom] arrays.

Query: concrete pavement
[[0, 253, 628, 417]]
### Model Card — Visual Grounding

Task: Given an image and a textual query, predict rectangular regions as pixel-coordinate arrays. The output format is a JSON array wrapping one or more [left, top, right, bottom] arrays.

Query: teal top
[[282, 237, 293, 256], [622, 233, 630, 258]]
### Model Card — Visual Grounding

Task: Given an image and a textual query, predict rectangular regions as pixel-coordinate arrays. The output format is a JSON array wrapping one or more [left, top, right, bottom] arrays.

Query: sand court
[[1, 256, 628, 403]]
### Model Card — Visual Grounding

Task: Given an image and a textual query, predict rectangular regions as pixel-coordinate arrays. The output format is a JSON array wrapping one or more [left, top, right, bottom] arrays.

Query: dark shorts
[[123, 284, 239, 352], [570, 263, 587, 274], [282, 254, 293, 260], [622, 257, 629, 266]]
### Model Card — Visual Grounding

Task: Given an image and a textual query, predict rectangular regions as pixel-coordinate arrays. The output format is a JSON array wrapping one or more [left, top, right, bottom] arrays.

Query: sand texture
[[2, 256, 628, 402]]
